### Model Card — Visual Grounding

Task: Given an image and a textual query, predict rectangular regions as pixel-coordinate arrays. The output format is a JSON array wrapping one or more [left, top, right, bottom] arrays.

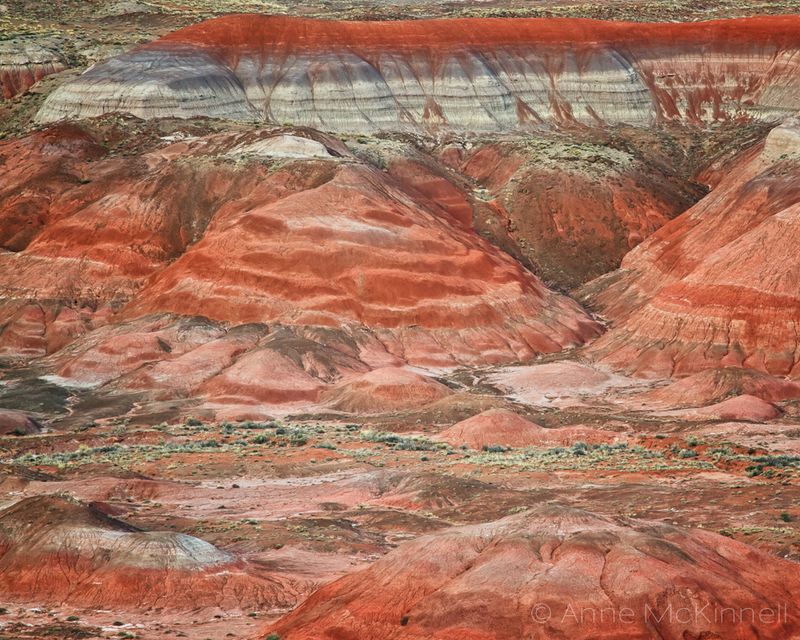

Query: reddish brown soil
[[160, 14, 800, 51], [437, 409, 619, 449]]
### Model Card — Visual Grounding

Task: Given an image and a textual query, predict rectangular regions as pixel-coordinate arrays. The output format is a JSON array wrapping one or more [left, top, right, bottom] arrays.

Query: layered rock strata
[[37, 15, 800, 130], [268, 506, 800, 639], [0, 38, 66, 100], [582, 117, 800, 377], [0, 495, 300, 610]]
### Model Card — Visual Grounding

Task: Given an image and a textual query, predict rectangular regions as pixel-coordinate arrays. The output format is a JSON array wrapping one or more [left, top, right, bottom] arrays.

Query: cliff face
[[36, 15, 800, 130]]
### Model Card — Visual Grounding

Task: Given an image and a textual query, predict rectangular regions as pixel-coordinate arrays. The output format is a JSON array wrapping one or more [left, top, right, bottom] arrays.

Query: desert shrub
[[361, 431, 437, 451], [482, 444, 510, 453], [289, 434, 307, 447], [571, 441, 589, 456]]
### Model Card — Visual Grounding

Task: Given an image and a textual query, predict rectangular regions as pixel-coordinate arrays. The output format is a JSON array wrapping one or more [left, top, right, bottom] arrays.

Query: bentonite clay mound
[[487, 361, 630, 407], [321, 368, 453, 414], [636, 367, 800, 408], [36, 15, 800, 129], [692, 395, 780, 422], [436, 409, 618, 449], [583, 117, 800, 378], [0, 495, 301, 611], [0, 38, 66, 100], [268, 505, 800, 640], [654, 394, 781, 422], [0, 409, 43, 435], [0, 122, 600, 374]]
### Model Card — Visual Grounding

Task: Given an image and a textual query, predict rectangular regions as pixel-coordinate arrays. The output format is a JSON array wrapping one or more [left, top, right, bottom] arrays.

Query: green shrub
[[571, 441, 589, 456], [482, 444, 510, 453], [290, 434, 307, 447]]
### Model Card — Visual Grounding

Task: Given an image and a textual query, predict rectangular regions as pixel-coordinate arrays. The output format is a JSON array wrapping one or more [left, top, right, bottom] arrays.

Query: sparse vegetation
[[458, 441, 706, 472], [361, 431, 443, 452]]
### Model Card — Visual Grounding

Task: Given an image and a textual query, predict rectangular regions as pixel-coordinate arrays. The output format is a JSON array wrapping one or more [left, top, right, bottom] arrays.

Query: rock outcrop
[[37, 15, 800, 129], [0, 495, 300, 610], [583, 117, 800, 377], [267, 505, 800, 639]]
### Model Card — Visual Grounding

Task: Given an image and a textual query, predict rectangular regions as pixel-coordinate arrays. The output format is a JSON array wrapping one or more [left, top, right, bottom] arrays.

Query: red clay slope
[[0, 123, 599, 373], [159, 14, 800, 50], [0, 495, 301, 611], [268, 505, 800, 640], [582, 117, 800, 378], [436, 409, 617, 449]]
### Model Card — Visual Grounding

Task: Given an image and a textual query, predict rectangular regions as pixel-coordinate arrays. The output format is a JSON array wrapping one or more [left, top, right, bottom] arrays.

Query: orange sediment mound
[[0, 495, 302, 611], [436, 409, 618, 449], [267, 505, 800, 640]]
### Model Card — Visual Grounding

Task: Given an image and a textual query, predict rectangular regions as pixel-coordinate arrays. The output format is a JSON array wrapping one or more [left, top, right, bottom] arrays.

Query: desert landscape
[[0, 1, 799, 639]]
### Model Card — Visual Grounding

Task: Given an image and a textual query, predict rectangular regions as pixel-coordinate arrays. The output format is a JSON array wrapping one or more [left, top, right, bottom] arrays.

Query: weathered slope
[[121, 155, 599, 363], [0, 122, 599, 418], [445, 133, 705, 288], [0, 38, 66, 100], [0, 495, 300, 610], [268, 505, 800, 640], [582, 117, 800, 377], [435, 409, 616, 449], [37, 15, 800, 130]]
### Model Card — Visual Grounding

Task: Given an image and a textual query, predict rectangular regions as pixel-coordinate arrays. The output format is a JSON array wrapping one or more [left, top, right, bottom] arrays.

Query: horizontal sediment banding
[[36, 15, 800, 130]]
